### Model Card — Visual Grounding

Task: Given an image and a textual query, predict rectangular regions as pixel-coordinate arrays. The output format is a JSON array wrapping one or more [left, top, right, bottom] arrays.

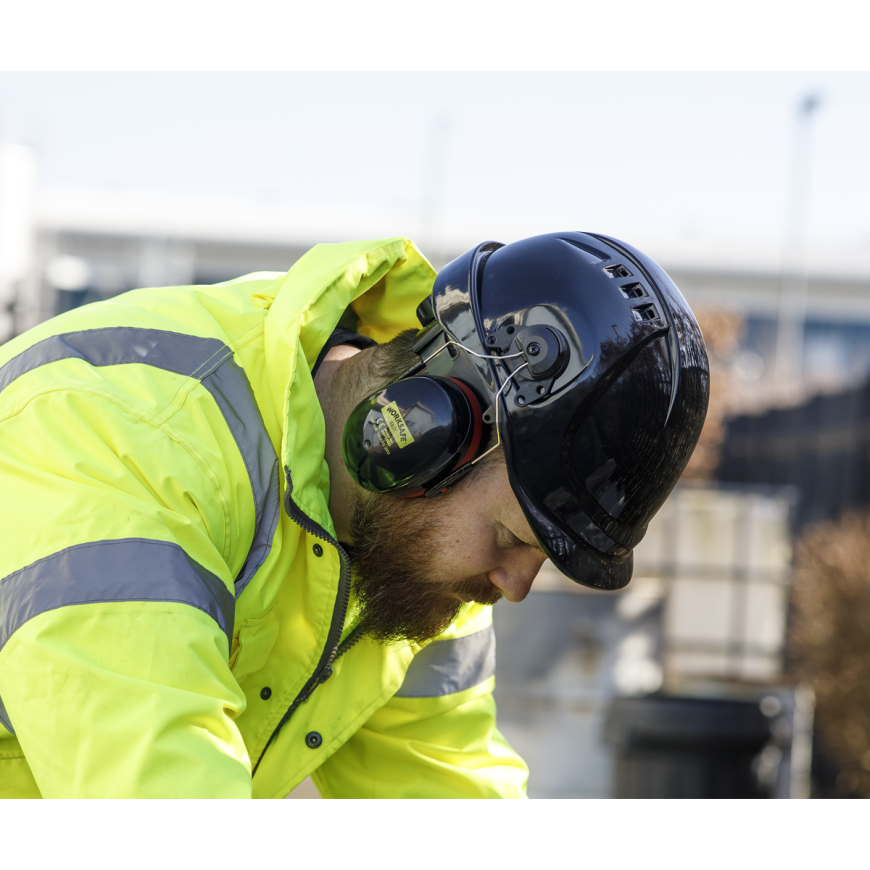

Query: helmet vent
[[620, 282, 646, 299], [632, 304, 660, 323], [605, 264, 633, 279]]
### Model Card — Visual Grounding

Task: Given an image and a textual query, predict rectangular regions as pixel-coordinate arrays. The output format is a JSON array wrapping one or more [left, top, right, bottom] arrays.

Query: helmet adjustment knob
[[515, 326, 569, 381]]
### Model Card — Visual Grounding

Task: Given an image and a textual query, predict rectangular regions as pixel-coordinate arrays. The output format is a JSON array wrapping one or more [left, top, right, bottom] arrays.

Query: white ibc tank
[[493, 483, 797, 798]]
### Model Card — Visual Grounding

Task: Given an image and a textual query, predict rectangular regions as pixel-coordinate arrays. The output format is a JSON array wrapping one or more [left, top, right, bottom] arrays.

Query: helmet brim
[[503, 435, 634, 591]]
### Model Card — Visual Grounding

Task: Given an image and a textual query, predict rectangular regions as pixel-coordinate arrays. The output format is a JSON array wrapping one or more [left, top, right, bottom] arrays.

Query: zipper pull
[[300, 665, 335, 704]]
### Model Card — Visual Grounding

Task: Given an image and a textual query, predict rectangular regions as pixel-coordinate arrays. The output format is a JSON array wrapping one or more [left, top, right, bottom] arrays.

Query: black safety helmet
[[407, 231, 710, 591]]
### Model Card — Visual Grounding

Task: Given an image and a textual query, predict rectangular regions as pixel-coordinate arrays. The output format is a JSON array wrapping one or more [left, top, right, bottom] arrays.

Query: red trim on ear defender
[[400, 377, 484, 499], [446, 377, 484, 468]]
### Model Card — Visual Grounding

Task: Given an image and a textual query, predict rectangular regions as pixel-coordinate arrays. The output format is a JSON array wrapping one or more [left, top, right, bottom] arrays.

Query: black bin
[[604, 696, 774, 798]]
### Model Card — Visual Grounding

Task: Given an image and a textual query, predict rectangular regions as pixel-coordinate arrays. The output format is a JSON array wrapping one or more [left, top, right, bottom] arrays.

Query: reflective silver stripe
[[0, 693, 13, 735], [395, 625, 496, 698], [0, 327, 279, 598], [0, 538, 235, 656], [200, 358, 280, 598], [0, 327, 229, 391]]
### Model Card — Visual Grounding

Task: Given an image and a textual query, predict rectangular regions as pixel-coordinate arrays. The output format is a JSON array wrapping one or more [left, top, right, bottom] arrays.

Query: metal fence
[[717, 377, 870, 530]]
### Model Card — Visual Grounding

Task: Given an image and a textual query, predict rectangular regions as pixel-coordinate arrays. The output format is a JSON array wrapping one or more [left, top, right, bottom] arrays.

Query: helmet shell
[[425, 231, 710, 590]]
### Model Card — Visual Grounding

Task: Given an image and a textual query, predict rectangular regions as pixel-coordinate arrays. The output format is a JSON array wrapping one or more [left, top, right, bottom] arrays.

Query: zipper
[[251, 466, 355, 777], [334, 624, 365, 660]]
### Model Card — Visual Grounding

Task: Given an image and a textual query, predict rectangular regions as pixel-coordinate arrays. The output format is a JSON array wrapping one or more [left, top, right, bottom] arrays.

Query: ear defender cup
[[342, 375, 484, 497]]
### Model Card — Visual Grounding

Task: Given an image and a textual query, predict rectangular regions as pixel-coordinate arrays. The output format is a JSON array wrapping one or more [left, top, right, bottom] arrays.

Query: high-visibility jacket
[[0, 237, 529, 799]]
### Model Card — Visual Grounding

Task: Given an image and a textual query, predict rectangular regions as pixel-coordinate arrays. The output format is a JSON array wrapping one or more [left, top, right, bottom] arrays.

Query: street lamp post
[[773, 93, 822, 399]]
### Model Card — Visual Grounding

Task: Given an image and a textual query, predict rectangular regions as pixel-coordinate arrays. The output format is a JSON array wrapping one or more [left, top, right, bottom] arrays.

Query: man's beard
[[349, 488, 502, 645]]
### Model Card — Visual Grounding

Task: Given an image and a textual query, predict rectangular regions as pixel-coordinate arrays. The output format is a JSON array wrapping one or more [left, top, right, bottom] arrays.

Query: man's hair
[[367, 329, 420, 391], [363, 329, 503, 469]]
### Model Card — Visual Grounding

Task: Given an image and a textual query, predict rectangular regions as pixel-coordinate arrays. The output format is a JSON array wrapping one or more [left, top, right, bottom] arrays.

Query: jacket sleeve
[[0, 387, 253, 798], [310, 606, 529, 799]]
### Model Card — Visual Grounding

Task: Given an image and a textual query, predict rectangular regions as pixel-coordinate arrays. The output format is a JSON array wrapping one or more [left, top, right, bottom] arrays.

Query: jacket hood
[[262, 238, 436, 531]]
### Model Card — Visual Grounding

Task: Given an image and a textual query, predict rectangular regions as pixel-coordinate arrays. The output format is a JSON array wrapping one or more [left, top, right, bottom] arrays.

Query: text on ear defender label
[[382, 401, 415, 449]]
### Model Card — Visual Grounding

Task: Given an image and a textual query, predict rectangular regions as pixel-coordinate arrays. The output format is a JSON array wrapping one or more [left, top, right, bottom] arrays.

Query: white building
[[6, 173, 870, 401]]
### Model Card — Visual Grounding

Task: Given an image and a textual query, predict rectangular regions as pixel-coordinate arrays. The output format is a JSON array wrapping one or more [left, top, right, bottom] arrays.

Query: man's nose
[[487, 551, 548, 603]]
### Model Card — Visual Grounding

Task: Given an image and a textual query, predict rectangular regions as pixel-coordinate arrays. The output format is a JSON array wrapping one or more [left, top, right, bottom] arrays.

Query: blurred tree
[[681, 309, 745, 480], [791, 512, 870, 797]]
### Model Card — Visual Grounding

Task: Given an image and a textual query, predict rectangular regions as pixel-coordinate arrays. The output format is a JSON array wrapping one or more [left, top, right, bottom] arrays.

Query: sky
[[1, 72, 869, 255]]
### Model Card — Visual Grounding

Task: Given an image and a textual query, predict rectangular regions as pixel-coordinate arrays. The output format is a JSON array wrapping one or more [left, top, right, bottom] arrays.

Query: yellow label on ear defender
[[382, 401, 415, 449]]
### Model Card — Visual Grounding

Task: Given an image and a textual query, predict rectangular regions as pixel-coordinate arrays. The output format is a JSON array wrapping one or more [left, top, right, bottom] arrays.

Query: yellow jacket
[[0, 237, 529, 798]]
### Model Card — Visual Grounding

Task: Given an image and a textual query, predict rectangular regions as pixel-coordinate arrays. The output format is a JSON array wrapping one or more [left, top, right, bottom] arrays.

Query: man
[[0, 232, 709, 798]]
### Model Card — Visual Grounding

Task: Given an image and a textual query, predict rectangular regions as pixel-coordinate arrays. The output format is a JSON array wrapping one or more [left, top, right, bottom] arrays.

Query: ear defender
[[342, 375, 484, 497]]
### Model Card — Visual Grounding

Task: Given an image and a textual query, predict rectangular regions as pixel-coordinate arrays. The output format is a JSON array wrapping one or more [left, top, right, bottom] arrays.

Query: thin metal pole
[[774, 94, 822, 398]]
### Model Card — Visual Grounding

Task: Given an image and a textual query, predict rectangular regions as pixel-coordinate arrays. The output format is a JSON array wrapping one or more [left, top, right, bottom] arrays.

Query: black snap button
[[313, 544, 323, 557], [305, 731, 323, 749], [260, 687, 272, 700]]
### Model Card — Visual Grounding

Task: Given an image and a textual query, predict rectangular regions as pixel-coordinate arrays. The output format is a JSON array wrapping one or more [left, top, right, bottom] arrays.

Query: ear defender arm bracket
[[485, 323, 570, 405], [422, 362, 530, 498]]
